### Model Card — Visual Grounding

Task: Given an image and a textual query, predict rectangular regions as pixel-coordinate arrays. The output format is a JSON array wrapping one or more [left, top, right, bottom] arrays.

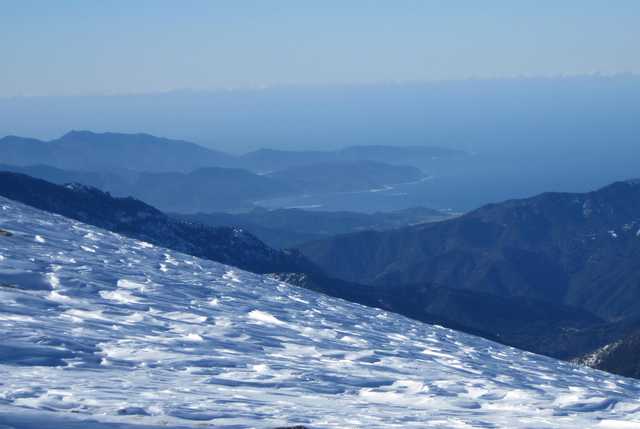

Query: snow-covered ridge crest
[[0, 196, 639, 428]]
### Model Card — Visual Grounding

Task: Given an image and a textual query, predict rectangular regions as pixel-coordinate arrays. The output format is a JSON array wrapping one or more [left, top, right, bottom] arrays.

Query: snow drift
[[0, 196, 639, 428]]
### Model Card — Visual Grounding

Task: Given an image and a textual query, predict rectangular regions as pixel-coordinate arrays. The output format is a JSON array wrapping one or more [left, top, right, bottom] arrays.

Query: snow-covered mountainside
[[1, 197, 640, 429]]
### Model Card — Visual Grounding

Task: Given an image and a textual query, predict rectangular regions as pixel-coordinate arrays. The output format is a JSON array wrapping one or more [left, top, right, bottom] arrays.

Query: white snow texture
[[0, 197, 639, 428]]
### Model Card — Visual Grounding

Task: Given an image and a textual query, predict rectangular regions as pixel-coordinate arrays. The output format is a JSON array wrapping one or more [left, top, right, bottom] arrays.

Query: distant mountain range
[[0, 162, 425, 214], [0, 131, 454, 212], [0, 130, 465, 173], [0, 130, 236, 173], [0, 163, 292, 212], [300, 180, 640, 324], [175, 206, 452, 248], [0, 161, 424, 213]]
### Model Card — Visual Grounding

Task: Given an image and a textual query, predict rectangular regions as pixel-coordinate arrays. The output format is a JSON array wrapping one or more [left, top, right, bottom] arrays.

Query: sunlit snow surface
[[1, 197, 640, 429]]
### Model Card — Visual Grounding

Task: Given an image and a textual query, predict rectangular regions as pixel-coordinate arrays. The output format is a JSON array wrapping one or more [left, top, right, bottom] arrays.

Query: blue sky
[[2, 1, 639, 96]]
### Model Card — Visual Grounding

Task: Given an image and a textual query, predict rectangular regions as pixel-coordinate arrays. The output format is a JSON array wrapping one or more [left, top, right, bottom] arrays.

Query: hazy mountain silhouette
[[0, 130, 238, 172], [0, 163, 293, 212], [0, 158, 428, 213]]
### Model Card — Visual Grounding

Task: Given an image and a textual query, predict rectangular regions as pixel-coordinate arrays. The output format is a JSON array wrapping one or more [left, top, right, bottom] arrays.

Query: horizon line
[[1, 71, 638, 99]]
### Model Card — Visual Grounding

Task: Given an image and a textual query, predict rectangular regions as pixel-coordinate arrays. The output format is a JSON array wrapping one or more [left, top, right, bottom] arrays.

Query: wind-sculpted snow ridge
[[0, 197, 639, 429]]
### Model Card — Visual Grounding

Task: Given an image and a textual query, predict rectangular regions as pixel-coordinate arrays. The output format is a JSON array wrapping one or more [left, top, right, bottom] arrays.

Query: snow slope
[[0, 196, 639, 429]]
